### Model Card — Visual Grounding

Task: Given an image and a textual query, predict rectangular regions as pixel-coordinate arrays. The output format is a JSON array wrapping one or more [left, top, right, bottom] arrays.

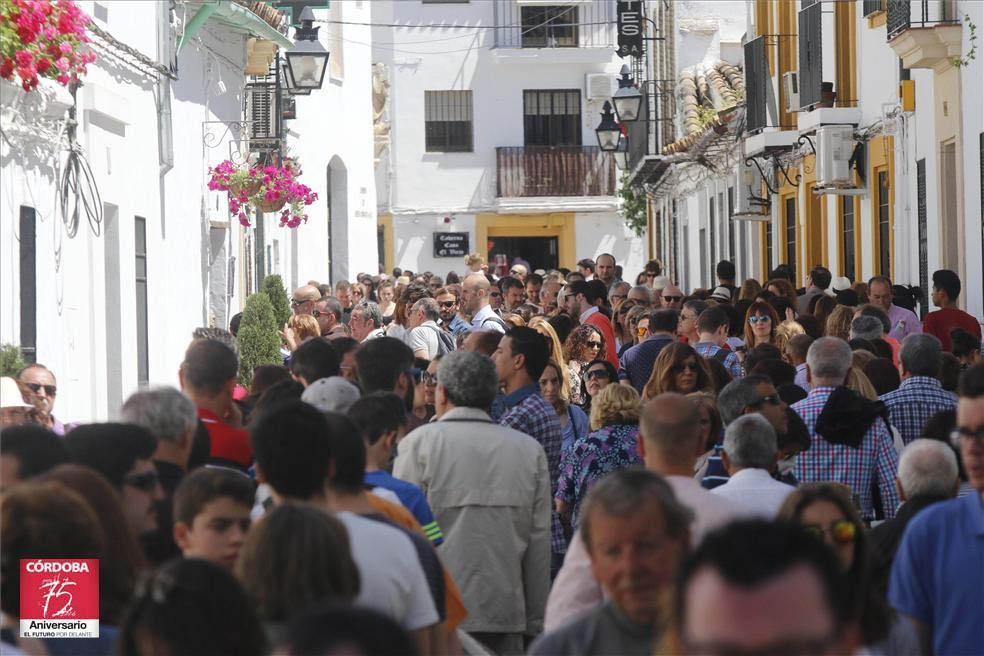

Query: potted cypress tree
[[236, 293, 282, 388], [261, 274, 291, 328]]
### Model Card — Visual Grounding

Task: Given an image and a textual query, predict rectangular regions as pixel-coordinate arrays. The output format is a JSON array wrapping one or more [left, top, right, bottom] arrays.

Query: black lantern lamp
[[613, 133, 629, 170], [281, 61, 311, 96], [595, 101, 621, 152], [612, 64, 642, 122], [284, 7, 330, 91]]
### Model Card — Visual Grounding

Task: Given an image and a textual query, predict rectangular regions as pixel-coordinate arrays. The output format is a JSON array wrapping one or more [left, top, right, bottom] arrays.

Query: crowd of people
[[1, 252, 983, 656]]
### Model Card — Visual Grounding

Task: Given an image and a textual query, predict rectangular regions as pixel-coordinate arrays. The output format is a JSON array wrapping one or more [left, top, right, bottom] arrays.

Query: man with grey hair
[[792, 337, 900, 520], [394, 351, 551, 653], [539, 280, 562, 314], [850, 315, 885, 342], [314, 296, 347, 338], [530, 470, 691, 656], [349, 300, 385, 342], [121, 386, 199, 564], [407, 297, 444, 359], [608, 281, 631, 308], [869, 439, 958, 589], [710, 414, 795, 518], [627, 285, 653, 305], [880, 333, 958, 445]]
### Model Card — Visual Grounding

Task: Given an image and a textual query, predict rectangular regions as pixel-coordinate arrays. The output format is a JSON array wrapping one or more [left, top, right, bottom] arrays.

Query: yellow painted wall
[[377, 214, 393, 273]]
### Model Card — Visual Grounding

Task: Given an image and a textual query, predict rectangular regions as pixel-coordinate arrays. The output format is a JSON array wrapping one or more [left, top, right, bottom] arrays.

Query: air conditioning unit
[[782, 72, 800, 113], [586, 73, 615, 101], [817, 125, 856, 188], [734, 159, 770, 219]]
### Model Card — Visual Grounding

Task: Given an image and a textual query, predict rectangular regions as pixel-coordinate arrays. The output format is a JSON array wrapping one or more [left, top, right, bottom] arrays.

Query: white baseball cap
[[301, 377, 361, 415]]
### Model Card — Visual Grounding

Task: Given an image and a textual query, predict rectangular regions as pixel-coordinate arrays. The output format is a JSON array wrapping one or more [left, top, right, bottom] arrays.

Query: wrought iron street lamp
[[595, 101, 621, 152], [284, 7, 330, 91], [281, 61, 311, 96], [612, 64, 642, 122], [613, 134, 629, 170]]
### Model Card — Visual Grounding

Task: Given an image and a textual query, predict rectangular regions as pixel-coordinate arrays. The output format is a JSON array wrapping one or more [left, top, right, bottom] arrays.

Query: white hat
[[652, 275, 670, 291], [301, 377, 361, 415], [710, 286, 733, 302], [829, 276, 852, 297], [0, 377, 32, 409]]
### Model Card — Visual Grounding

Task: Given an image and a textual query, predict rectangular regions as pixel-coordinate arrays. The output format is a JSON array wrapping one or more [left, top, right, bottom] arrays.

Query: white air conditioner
[[734, 159, 770, 219], [586, 73, 615, 101], [816, 125, 856, 188], [783, 72, 801, 113]]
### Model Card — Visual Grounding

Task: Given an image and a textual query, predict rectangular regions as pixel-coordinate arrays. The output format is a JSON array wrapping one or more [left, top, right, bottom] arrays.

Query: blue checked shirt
[[496, 384, 566, 555], [793, 386, 901, 520], [880, 376, 958, 446], [693, 341, 743, 380]]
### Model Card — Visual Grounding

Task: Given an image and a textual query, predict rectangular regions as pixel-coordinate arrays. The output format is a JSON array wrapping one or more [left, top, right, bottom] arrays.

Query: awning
[[180, 1, 293, 52]]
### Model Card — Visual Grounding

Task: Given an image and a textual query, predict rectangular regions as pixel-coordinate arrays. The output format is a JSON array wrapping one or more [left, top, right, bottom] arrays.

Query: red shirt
[[923, 308, 982, 352], [584, 310, 620, 369], [197, 408, 252, 468]]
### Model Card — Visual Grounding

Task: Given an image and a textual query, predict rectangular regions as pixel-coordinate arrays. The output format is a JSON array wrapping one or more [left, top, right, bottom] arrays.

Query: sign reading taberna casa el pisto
[[433, 232, 469, 258], [617, 0, 643, 58]]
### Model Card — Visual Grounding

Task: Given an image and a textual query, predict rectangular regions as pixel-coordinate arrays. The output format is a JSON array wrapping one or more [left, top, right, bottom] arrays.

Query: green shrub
[[1, 344, 26, 377], [236, 293, 282, 387], [262, 274, 291, 328]]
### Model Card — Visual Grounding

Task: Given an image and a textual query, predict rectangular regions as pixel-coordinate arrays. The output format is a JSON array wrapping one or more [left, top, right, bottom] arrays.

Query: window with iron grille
[[863, 0, 885, 17], [709, 197, 716, 284], [798, 0, 822, 109], [785, 197, 797, 275], [135, 216, 149, 384], [521, 5, 578, 48], [425, 90, 473, 152], [19, 206, 36, 363], [877, 170, 891, 275], [523, 90, 581, 146], [842, 196, 856, 281], [917, 159, 928, 318], [744, 37, 767, 133]]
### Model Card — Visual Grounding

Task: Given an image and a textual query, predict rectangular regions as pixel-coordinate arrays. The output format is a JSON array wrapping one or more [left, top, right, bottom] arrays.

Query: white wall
[[959, 0, 983, 317]]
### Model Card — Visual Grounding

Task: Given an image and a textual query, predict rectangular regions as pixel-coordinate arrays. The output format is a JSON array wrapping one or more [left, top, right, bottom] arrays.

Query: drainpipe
[[177, 1, 219, 53]]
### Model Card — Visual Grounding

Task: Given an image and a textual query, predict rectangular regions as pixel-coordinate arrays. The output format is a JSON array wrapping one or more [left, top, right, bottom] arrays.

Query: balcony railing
[[492, 0, 616, 49], [496, 146, 615, 197], [888, 0, 959, 40]]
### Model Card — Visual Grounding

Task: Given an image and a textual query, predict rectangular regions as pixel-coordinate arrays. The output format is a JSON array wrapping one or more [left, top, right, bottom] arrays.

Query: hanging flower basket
[[207, 159, 316, 229], [0, 0, 97, 92]]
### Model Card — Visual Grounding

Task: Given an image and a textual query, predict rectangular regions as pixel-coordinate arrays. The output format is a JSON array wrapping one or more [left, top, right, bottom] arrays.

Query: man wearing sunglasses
[[291, 284, 321, 316], [435, 287, 470, 338], [661, 284, 684, 311], [16, 363, 65, 434], [889, 363, 984, 656]]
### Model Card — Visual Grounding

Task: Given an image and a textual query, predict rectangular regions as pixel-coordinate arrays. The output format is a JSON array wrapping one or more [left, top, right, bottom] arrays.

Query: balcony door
[[523, 90, 581, 147]]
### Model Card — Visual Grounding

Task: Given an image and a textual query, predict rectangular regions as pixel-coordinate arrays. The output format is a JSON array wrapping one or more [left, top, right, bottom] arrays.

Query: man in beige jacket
[[394, 351, 552, 656]]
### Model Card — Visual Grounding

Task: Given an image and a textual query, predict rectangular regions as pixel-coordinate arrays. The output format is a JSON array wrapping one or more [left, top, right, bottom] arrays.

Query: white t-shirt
[[336, 511, 439, 631], [407, 321, 441, 359]]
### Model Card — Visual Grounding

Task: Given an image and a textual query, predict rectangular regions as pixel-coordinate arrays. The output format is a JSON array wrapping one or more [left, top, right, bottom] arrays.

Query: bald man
[[291, 285, 321, 316], [544, 393, 746, 631], [661, 284, 684, 310], [462, 274, 506, 333]]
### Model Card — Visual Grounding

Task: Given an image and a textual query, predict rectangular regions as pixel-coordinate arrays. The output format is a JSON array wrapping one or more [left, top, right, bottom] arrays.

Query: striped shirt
[[793, 386, 901, 520], [880, 376, 958, 446]]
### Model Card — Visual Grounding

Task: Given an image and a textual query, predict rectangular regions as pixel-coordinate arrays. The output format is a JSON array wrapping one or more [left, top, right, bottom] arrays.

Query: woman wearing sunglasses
[[743, 301, 781, 351], [779, 483, 908, 653], [579, 359, 618, 415], [563, 325, 606, 407], [643, 343, 714, 400]]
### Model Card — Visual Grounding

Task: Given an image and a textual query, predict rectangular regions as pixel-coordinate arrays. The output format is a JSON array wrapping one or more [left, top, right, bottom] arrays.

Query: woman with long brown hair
[[825, 305, 855, 340], [765, 278, 799, 314], [643, 343, 714, 399], [743, 301, 781, 349], [738, 278, 763, 301], [563, 325, 606, 407]]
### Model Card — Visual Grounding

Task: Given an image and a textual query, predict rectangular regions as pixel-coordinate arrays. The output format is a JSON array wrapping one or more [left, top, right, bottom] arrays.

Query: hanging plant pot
[[256, 196, 286, 213], [229, 179, 262, 198]]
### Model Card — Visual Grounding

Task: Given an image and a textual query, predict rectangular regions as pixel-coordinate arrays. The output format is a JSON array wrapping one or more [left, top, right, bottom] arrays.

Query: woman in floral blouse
[[554, 384, 643, 530], [562, 325, 606, 407]]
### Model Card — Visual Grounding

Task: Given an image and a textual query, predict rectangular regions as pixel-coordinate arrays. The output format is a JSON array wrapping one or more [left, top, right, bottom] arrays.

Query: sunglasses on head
[[23, 382, 57, 396], [748, 315, 772, 325], [585, 369, 611, 381], [663, 295, 682, 303], [124, 470, 160, 492], [290, 298, 312, 307], [804, 519, 857, 545]]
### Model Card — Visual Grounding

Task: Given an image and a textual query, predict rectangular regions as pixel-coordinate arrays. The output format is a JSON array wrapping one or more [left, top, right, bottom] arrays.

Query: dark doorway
[[487, 236, 558, 277]]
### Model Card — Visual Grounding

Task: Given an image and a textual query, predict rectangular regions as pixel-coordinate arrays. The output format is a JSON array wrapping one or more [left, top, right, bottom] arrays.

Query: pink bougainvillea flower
[[54, 57, 69, 72], [14, 50, 33, 67]]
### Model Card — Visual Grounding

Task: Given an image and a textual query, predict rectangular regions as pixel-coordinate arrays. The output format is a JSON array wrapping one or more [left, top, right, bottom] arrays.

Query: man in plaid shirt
[[881, 334, 958, 445], [491, 327, 566, 568], [692, 306, 744, 380], [793, 337, 900, 520]]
